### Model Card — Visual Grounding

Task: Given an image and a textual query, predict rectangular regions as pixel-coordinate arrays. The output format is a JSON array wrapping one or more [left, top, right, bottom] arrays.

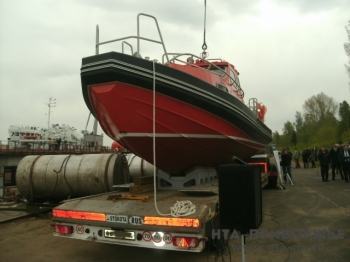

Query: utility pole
[[46, 97, 56, 139]]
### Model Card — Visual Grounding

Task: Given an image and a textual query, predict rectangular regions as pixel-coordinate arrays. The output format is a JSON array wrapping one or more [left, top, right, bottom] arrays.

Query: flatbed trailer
[[51, 154, 279, 252], [52, 180, 220, 252]]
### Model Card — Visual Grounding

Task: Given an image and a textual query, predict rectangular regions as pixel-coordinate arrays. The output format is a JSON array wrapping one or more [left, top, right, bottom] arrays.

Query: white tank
[[16, 153, 127, 201], [126, 153, 155, 178]]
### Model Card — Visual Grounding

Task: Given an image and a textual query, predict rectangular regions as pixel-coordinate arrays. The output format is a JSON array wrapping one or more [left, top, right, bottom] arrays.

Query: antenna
[[46, 97, 56, 138]]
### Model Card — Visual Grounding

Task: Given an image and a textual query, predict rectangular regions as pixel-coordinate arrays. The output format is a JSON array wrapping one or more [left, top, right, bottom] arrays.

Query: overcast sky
[[1, 0, 349, 147]]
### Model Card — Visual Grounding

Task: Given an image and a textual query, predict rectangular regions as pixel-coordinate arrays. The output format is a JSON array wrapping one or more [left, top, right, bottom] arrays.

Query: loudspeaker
[[217, 164, 262, 234]]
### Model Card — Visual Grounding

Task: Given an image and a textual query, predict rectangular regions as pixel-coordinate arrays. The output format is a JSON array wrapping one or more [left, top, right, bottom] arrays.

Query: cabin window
[[210, 66, 226, 76], [201, 65, 227, 76], [230, 69, 240, 88], [230, 70, 236, 85], [217, 84, 228, 92]]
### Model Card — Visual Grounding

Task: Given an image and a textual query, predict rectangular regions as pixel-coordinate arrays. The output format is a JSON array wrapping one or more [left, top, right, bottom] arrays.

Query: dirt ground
[[0, 167, 350, 262]]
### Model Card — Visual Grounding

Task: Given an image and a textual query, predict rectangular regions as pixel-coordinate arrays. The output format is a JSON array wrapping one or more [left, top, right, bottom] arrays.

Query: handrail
[[137, 13, 169, 63], [95, 13, 169, 63], [122, 41, 133, 55], [92, 13, 243, 98], [248, 98, 259, 117], [207, 58, 226, 62], [162, 53, 244, 97], [162, 53, 228, 76]]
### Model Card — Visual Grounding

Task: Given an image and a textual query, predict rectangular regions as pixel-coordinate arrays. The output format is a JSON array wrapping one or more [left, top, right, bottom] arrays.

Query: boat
[[8, 125, 43, 140], [81, 13, 272, 174], [8, 124, 84, 145]]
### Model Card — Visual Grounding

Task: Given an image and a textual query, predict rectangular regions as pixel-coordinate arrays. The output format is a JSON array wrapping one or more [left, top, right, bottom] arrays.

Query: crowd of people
[[284, 144, 350, 183]]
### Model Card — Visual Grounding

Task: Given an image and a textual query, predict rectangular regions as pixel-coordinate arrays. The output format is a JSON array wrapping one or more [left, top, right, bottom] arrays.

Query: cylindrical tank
[[126, 154, 155, 178], [16, 153, 127, 201]]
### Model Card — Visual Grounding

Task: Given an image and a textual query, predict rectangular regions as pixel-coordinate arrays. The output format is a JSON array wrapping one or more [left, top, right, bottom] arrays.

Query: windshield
[[201, 65, 227, 76]]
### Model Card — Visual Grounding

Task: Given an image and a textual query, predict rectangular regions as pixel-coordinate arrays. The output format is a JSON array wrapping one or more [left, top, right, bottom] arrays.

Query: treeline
[[272, 92, 350, 150]]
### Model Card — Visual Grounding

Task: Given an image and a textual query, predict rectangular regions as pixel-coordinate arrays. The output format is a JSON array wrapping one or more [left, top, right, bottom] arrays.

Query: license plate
[[106, 214, 128, 223], [104, 229, 135, 240]]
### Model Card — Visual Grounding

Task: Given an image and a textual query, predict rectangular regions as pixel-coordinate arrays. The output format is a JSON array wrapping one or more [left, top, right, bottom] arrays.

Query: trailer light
[[248, 162, 267, 173], [143, 216, 200, 228], [55, 224, 73, 235], [53, 210, 106, 221], [172, 236, 199, 248]]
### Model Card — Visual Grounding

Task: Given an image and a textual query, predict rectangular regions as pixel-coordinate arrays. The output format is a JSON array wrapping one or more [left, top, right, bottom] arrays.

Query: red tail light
[[55, 225, 73, 235], [172, 236, 199, 248], [248, 162, 267, 173]]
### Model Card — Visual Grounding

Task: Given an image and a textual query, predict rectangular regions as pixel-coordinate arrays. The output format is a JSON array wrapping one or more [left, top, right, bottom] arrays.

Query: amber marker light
[[53, 210, 106, 221], [143, 216, 200, 228], [173, 236, 199, 248]]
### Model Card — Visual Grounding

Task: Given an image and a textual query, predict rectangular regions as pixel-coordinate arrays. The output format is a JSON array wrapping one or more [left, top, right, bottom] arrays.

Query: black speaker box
[[217, 164, 262, 234]]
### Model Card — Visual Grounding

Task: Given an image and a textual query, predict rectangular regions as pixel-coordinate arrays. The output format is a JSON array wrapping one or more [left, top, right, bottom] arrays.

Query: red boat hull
[[90, 82, 266, 174]]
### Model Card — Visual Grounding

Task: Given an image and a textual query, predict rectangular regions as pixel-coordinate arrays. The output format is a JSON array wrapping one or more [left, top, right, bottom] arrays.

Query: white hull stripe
[[115, 133, 265, 146]]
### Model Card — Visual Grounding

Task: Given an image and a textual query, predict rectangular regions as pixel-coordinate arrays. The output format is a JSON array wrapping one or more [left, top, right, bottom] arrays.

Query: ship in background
[[8, 124, 84, 146], [7, 96, 106, 149]]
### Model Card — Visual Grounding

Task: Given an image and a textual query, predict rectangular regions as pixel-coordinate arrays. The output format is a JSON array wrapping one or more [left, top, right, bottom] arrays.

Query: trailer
[[51, 152, 279, 252]]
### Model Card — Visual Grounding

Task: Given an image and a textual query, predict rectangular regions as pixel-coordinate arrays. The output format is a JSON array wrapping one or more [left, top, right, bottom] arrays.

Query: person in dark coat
[[56, 137, 62, 150], [281, 148, 292, 182], [329, 143, 340, 180], [313, 146, 318, 162], [338, 144, 350, 182], [318, 146, 330, 182], [310, 148, 316, 168], [302, 148, 308, 168], [306, 147, 311, 167], [337, 144, 345, 179]]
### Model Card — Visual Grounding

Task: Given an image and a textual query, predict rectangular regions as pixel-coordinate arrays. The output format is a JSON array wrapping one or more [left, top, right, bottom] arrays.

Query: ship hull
[[81, 52, 272, 174]]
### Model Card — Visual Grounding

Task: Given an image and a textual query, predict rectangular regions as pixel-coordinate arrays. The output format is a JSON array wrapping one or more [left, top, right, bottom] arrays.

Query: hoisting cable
[[152, 60, 169, 216], [202, 0, 208, 52], [152, 60, 196, 217]]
